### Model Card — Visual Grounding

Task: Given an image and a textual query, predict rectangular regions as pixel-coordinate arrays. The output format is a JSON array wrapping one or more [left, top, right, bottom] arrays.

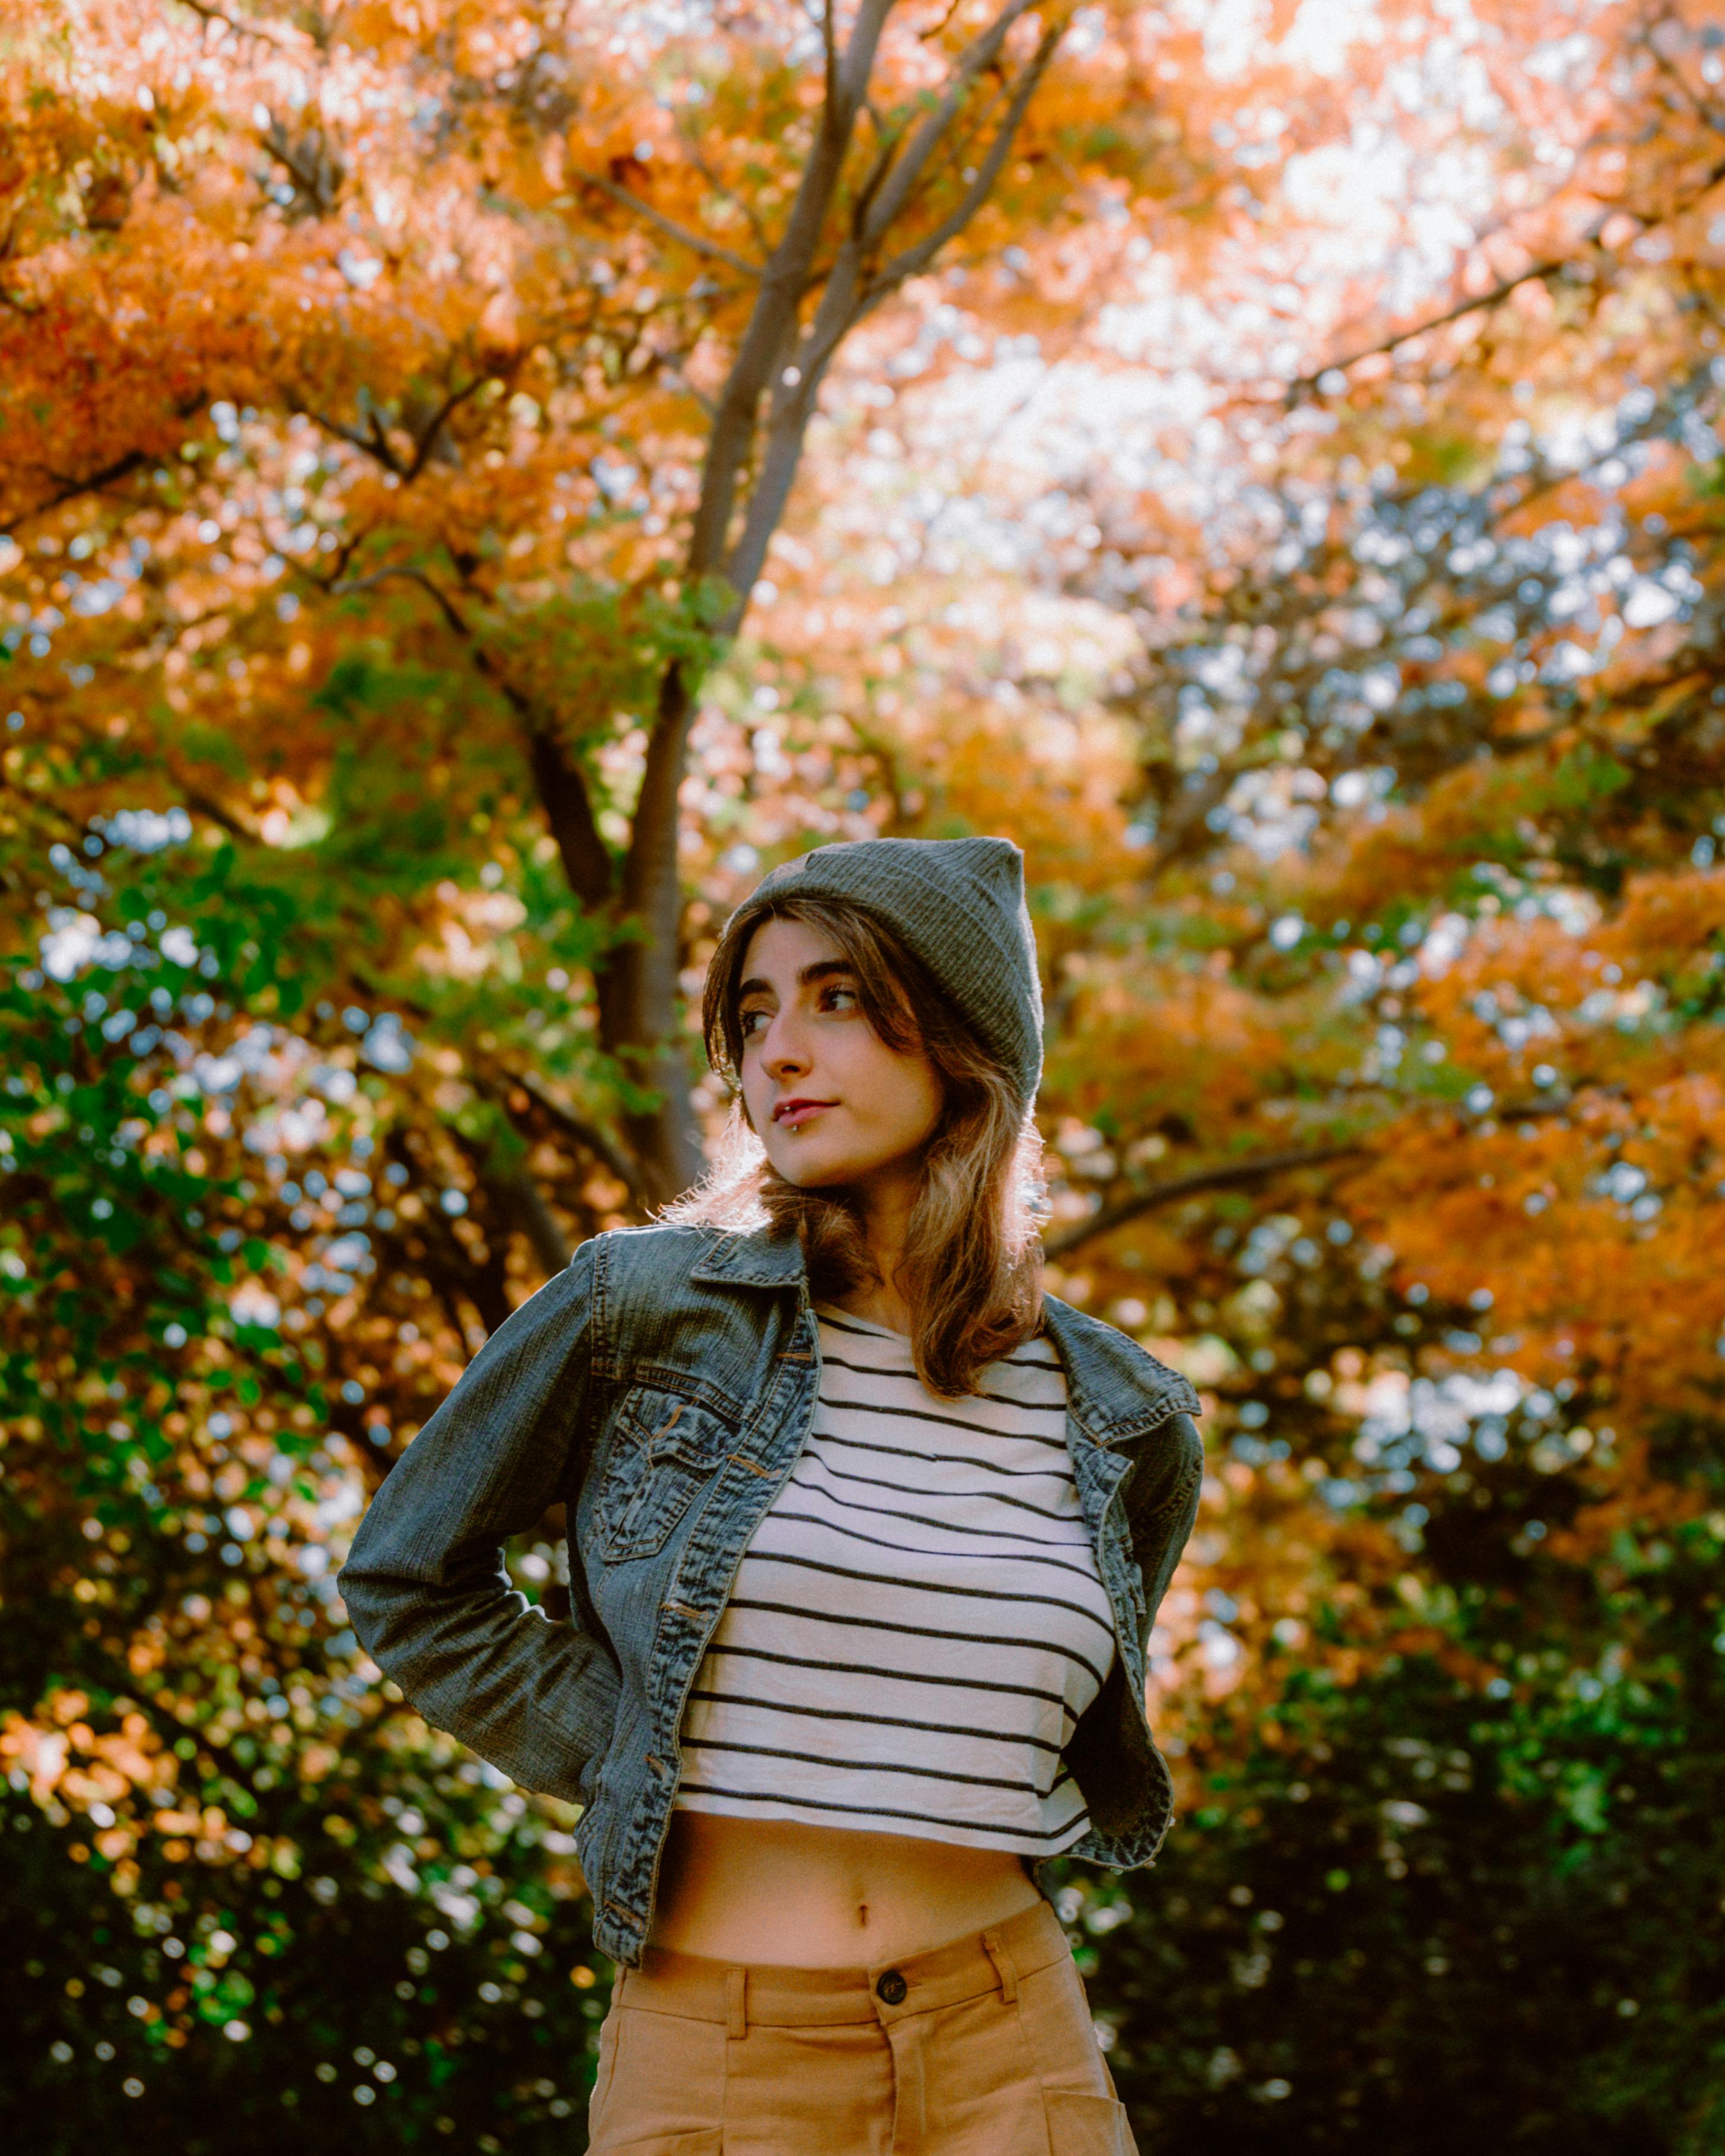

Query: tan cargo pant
[[585, 1897, 1136, 2155]]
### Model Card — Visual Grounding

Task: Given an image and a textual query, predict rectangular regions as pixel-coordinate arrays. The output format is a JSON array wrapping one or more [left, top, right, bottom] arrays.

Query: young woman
[[341, 835, 1202, 2155]]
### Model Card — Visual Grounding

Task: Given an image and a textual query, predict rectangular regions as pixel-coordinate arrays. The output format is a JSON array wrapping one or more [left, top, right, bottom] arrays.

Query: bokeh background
[[5, 1, 1725, 2148]]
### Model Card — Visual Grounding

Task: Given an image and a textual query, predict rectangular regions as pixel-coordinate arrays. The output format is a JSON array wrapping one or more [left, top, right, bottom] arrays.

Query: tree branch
[[484, 1167, 572, 1277], [18, 450, 150, 524], [1286, 146, 1725, 405], [258, 114, 343, 214], [404, 376, 486, 478], [684, 0, 895, 580], [332, 561, 471, 636], [330, 563, 615, 909], [621, 0, 1068, 1198], [173, 0, 299, 50], [858, 0, 1044, 246], [862, 23, 1061, 301], [671, 128, 770, 259], [179, 786, 258, 842], [510, 1071, 644, 1202], [1283, 255, 1579, 403], [528, 728, 616, 914], [1043, 1144, 1364, 1260], [721, 11, 1065, 606], [576, 172, 761, 278]]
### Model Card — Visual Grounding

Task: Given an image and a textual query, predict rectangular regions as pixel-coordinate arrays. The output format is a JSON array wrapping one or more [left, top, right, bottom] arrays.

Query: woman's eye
[[823, 985, 858, 1012], [739, 1008, 768, 1037]]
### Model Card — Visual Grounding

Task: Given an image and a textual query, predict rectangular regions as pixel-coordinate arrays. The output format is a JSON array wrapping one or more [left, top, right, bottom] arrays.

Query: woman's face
[[735, 915, 944, 1194]]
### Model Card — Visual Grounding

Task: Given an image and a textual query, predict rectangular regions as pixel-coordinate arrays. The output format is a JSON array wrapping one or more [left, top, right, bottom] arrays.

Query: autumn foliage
[[4, 1, 1725, 2149]]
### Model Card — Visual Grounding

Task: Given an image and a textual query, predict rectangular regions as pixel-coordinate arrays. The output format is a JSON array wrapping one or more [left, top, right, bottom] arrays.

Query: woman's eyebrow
[[737, 958, 854, 998]]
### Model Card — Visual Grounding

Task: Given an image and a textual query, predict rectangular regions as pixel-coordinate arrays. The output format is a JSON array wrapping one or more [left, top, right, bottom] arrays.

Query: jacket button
[[875, 1969, 907, 2006]]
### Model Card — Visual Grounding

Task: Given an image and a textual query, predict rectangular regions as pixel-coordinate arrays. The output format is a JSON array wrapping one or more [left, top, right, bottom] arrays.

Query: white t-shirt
[[674, 1303, 1114, 1856]]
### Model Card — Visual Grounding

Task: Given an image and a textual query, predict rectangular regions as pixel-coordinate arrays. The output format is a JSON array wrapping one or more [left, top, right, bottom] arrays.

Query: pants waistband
[[614, 1897, 1069, 2032]]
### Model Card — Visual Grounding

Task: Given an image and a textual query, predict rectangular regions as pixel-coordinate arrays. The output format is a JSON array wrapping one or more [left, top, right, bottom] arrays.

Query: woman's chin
[[769, 1158, 849, 1190], [766, 1144, 869, 1190]]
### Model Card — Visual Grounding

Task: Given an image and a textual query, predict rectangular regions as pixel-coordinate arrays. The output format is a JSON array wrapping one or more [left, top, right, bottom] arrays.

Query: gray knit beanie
[[719, 836, 1044, 1107]]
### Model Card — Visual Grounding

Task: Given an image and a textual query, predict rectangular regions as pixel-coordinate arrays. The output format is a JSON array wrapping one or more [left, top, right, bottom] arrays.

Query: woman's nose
[[760, 1014, 810, 1077]]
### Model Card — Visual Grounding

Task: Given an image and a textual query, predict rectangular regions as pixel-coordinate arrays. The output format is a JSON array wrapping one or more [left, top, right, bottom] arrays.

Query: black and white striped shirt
[[674, 1304, 1114, 1856]]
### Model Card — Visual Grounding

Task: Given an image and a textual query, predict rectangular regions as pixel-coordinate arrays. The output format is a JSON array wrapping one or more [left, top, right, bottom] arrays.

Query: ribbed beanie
[[719, 836, 1043, 1107]]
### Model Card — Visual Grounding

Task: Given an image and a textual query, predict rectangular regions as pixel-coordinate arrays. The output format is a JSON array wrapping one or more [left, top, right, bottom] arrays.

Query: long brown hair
[[661, 893, 1048, 1398]]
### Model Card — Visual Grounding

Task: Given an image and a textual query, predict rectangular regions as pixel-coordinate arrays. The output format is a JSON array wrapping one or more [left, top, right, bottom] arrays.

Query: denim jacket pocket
[[594, 1386, 735, 1562]]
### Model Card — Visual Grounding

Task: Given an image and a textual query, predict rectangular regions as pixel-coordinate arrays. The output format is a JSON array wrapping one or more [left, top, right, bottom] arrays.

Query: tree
[[0, 0, 1169, 1204], [9, 0, 1725, 2146], [0, 2, 1266, 2141], [708, 2, 1725, 2137]]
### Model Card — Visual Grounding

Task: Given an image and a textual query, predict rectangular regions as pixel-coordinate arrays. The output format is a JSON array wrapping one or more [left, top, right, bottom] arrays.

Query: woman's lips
[[774, 1100, 836, 1129]]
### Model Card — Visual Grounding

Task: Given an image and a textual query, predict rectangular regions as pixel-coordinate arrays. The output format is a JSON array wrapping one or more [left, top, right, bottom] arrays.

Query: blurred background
[[4, 1, 1724, 2147]]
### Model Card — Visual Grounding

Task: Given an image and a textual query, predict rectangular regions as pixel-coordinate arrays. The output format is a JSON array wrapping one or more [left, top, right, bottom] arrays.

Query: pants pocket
[[1042, 2088, 1138, 2156], [588, 2008, 621, 2137], [584, 2003, 727, 2154]]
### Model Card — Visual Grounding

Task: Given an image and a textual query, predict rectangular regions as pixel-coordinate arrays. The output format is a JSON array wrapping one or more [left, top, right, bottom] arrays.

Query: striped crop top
[[674, 1303, 1115, 1857]]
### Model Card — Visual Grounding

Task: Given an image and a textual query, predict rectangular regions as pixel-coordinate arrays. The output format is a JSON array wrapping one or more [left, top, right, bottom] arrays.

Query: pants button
[[876, 1970, 908, 2006]]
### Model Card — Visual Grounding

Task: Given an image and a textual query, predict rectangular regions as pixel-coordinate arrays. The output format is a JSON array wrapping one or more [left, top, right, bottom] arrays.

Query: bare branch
[[671, 126, 770, 259], [172, 0, 299, 49], [575, 171, 761, 278], [15, 449, 150, 525], [511, 1071, 644, 1202], [484, 1167, 573, 1277], [258, 115, 344, 214], [332, 561, 471, 636], [1043, 1144, 1364, 1260], [623, 0, 1073, 1198], [297, 386, 477, 481], [862, 22, 1062, 299], [1632, 12, 1725, 139], [857, 0, 1045, 248], [528, 728, 616, 914], [179, 785, 259, 842], [331, 564, 616, 909], [684, 0, 896, 579], [919, 0, 969, 37], [404, 376, 486, 478], [312, 405, 404, 475], [822, 0, 839, 110], [1282, 254, 1579, 403], [721, 19, 1065, 604], [1286, 146, 1725, 405]]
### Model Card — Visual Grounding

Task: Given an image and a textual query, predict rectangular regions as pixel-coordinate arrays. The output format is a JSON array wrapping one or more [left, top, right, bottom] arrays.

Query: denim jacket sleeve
[[1124, 1409, 1204, 1632], [338, 1239, 619, 1805]]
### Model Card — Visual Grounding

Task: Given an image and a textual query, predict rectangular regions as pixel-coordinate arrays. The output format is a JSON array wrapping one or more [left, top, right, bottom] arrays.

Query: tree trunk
[[590, 659, 706, 1205], [561, 0, 1067, 1208]]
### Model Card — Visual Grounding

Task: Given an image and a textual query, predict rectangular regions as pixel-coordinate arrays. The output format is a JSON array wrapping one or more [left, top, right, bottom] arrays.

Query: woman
[[341, 835, 1203, 2154]]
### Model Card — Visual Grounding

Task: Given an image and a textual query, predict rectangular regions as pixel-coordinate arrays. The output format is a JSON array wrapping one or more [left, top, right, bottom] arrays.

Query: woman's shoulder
[[1039, 1292, 1202, 1439], [582, 1223, 798, 1400], [584, 1218, 725, 1289], [584, 1218, 801, 1310]]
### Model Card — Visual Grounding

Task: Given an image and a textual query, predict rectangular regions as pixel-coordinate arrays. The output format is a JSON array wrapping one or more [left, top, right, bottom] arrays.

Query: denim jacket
[[340, 1221, 1203, 1967]]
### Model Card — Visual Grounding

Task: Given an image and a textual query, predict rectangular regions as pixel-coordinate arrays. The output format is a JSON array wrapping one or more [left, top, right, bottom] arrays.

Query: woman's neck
[[832, 1278, 915, 1335], [839, 1161, 919, 1334]]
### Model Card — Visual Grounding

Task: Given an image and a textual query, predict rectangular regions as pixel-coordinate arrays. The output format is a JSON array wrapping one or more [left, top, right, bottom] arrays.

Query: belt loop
[[981, 1927, 1018, 2006], [727, 1967, 748, 2040]]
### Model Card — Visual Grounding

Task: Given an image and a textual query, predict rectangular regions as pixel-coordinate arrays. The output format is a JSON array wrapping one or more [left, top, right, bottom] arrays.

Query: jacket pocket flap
[[614, 1386, 733, 1471]]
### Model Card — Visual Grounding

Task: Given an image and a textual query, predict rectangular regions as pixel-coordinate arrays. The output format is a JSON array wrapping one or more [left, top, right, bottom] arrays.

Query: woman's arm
[[338, 1237, 620, 1805]]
